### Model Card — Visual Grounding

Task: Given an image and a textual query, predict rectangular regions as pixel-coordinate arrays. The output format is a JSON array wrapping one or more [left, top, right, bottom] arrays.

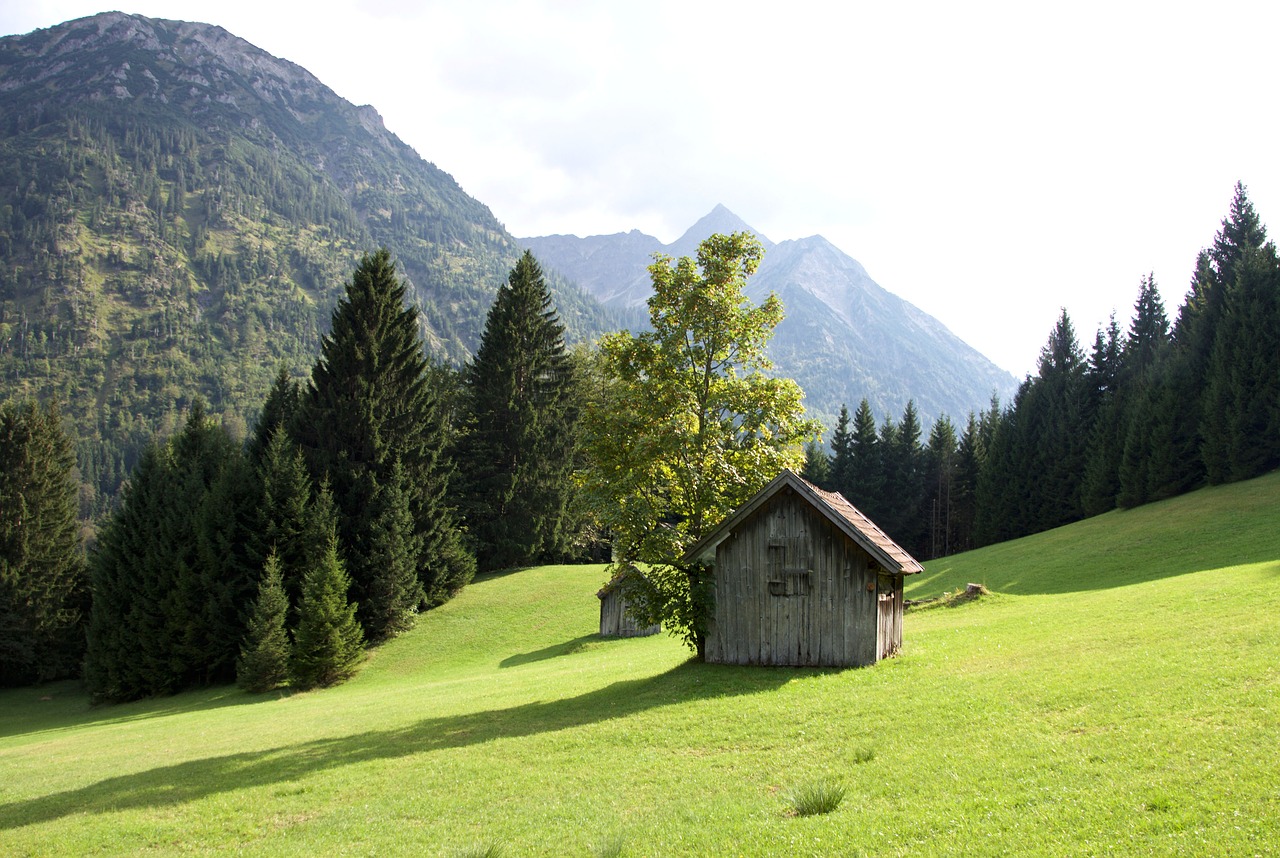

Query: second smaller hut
[[597, 569, 661, 637]]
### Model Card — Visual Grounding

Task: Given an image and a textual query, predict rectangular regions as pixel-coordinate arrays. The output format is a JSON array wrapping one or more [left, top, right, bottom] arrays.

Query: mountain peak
[[670, 205, 774, 255]]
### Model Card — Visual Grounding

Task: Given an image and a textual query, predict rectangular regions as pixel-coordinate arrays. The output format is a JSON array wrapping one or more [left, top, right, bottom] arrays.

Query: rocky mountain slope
[[524, 206, 1017, 426]]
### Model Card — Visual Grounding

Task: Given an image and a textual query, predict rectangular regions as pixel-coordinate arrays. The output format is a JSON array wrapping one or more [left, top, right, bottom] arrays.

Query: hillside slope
[[0, 12, 619, 509], [1, 472, 1277, 855]]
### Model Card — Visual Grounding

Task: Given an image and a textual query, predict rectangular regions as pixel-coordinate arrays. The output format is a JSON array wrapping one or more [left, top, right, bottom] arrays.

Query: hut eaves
[[681, 469, 924, 575]]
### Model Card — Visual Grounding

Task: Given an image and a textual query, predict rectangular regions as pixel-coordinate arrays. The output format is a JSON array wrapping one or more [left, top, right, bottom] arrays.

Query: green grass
[[785, 778, 848, 817], [3, 472, 1280, 855]]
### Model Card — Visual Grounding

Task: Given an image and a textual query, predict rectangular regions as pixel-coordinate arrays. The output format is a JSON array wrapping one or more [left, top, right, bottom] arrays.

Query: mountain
[[0, 12, 619, 513], [523, 208, 1016, 426]]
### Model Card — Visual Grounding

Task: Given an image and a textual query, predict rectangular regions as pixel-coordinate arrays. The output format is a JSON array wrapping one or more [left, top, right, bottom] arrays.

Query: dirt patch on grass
[[905, 583, 989, 612]]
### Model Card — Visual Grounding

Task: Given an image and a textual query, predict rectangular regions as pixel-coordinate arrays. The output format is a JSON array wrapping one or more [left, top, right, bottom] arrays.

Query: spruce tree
[[0, 401, 86, 686], [923, 416, 958, 559], [190, 448, 262, 684], [457, 251, 577, 572], [801, 439, 831, 488], [827, 404, 854, 497], [1202, 242, 1280, 481], [1023, 310, 1088, 531], [1081, 317, 1125, 516], [85, 442, 172, 700], [85, 401, 242, 699], [294, 249, 473, 626], [1193, 184, 1271, 484], [255, 428, 315, 620], [290, 531, 364, 689], [952, 412, 984, 553], [236, 552, 291, 693], [883, 401, 925, 554], [975, 386, 1028, 546], [1124, 274, 1170, 377], [357, 460, 423, 641], [846, 399, 882, 516], [247, 365, 301, 467]]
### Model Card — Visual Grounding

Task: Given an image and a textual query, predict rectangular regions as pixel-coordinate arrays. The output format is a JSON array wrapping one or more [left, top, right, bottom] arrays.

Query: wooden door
[[877, 574, 899, 660]]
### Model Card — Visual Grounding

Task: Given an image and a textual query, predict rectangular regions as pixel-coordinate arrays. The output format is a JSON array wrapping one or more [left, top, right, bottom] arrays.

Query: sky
[[3, 1, 1279, 377]]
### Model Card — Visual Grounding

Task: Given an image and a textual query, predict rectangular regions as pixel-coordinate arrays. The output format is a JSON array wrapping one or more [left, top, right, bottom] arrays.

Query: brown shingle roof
[[681, 469, 924, 574]]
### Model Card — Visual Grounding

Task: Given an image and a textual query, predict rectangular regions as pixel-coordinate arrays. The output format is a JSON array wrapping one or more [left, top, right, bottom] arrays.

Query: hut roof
[[681, 469, 924, 575]]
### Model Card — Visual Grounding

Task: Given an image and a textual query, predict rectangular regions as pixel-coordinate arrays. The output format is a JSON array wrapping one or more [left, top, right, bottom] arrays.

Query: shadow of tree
[[0, 682, 276, 742], [0, 661, 795, 830], [498, 635, 603, 668]]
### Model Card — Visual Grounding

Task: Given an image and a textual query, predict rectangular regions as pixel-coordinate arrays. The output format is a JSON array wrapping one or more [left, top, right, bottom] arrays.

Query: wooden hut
[[682, 469, 923, 667], [597, 571, 661, 637]]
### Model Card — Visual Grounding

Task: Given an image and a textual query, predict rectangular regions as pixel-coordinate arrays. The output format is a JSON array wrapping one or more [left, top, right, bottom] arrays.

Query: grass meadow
[[2, 472, 1279, 856]]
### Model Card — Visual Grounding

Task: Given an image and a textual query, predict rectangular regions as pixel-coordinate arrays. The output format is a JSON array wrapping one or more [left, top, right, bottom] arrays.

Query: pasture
[[2, 472, 1278, 855]]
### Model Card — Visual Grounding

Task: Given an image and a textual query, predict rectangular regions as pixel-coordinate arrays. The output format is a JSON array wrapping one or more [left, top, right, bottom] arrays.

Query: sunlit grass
[[1, 472, 1279, 855]]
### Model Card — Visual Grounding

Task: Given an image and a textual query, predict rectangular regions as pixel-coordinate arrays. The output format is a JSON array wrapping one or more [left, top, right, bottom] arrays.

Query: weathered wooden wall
[[705, 489, 902, 667], [599, 591, 660, 637]]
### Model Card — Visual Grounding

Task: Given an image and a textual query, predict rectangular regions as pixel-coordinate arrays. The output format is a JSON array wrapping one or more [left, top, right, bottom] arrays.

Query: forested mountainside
[[524, 205, 1017, 427], [0, 12, 618, 515]]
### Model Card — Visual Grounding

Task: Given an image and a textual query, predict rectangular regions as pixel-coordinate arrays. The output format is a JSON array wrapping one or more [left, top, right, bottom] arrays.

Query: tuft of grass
[[455, 842, 505, 858], [592, 832, 627, 857], [785, 778, 847, 817], [850, 747, 875, 765]]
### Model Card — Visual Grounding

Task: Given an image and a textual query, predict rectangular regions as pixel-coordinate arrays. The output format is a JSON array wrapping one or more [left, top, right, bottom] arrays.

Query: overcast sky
[[4, 1, 1278, 376]]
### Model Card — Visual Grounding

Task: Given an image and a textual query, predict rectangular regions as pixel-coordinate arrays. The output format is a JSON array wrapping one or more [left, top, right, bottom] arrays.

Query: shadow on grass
[[0, 681, 273, 742], [498, 635, 603, 668], [0, 661, 794, 830]]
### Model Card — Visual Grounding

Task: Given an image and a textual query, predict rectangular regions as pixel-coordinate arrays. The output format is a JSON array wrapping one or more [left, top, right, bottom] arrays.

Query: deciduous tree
[[579, 232, 819, 656]]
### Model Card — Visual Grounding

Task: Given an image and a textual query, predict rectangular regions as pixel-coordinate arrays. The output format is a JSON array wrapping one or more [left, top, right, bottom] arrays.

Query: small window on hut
[[769, 569, 811, 597]]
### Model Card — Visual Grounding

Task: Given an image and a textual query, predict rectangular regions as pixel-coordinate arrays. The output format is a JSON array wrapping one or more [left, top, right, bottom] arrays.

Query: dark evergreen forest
[[806, 183, 1280, 562]]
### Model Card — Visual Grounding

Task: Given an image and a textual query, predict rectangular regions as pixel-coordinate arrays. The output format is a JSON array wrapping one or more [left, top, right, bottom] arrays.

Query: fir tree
[[236, 552, 291, 693], [923, 416, 958, 559], [1081, 317, 1125, 515], [1024, 310, 1088, 531], [85, 443, 172, 700], [883, 401, 925, 554], [952, 412, 984, 553], [247, 365, 301, 467], [357, 460, 423, 641], [190, 448, 262, 684], [85, 401, 241, 699], [1202, 242, 1280, 481], [827, 404, 854, 497], [846, 399, 882, 517], [254, 428, 315, 620], [0, 401, 86, 686], [290, 531, 364, 689], [294, 249, 473, 625], [457, 251, 577, 571], [801, 439, 831, 488]]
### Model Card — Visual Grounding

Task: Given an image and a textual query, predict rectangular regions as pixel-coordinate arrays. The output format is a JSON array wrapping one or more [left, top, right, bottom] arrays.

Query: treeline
[[805, 183, 1280, 558], [0, 104, 619, 523], [1, 249, 582, 696]]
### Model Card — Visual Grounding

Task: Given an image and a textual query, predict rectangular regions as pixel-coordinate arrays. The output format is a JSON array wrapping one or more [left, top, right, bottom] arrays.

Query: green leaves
[[580, 232, 820, 654]]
